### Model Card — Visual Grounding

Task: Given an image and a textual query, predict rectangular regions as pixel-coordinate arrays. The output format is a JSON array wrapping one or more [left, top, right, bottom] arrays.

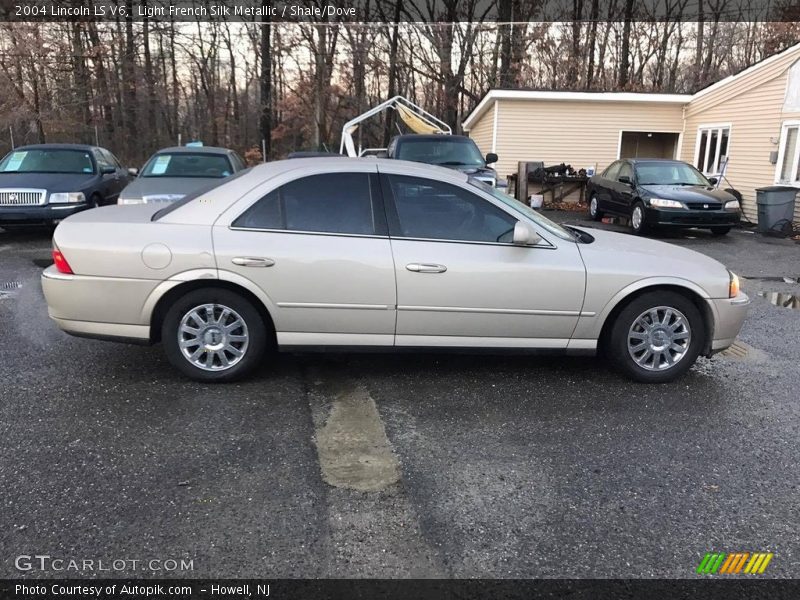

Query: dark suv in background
[[587, 158, 741, 235], [387, 134, 500, 187], [0, 143, 132, 227]]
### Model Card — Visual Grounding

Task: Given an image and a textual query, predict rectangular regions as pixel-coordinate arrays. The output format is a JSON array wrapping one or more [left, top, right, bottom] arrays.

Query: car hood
[[451, 165, 496, 179], [640, 184, 734, 204], [0, 172, 97, 192], [120, 177, 220, 201], [574, 227, 731, 299]]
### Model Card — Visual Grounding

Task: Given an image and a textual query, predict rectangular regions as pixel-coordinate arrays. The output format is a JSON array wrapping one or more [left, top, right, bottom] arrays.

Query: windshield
[[396, 138, 485, 167], [0, 149, 95, 174], [469, 179, 576, 242], [141, 152, 233, 178], [635, 162, 710, 186]]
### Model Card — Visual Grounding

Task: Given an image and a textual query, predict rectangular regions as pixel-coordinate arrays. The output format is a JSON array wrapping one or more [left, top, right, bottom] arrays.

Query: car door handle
[[232, 257, 275, 267], [406, 263, 447, 273]]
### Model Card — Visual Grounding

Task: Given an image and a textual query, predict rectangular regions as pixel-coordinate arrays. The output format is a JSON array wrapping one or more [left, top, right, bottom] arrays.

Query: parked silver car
[[118, 146, 246, 205], [42, 158, 749, 383]]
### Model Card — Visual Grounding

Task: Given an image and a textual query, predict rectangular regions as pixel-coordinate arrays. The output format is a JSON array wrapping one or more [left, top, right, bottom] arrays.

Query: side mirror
[[512, 221, 542, 246], [618, 175, 633, 185], [128, 167, 139, 177], [707, 176, 718, 185], [485, 152, 498, 164], [101, 165, 116, 175]]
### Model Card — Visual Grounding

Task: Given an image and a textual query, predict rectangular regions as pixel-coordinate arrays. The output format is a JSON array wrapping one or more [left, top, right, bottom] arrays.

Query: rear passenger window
[[233, 173, 376, 235]]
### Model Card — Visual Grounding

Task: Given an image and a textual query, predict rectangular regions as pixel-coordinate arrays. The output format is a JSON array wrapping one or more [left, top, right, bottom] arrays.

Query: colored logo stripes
[[697, 552, 773, 574]]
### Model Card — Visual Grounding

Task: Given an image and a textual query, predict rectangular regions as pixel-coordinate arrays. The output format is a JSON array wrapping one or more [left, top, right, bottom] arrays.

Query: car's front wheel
[[607, 291, 705, 383], [630, 201, 648, 235], [162, 288, 268, 382], [589, 194, 604, 221]]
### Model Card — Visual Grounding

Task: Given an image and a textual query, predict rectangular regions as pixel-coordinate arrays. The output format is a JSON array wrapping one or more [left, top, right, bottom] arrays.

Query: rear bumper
[[707, 293, 750, 352], [0, 203, 89, 224], [646, 207, 740, 227], [41, 266, 156, 343]]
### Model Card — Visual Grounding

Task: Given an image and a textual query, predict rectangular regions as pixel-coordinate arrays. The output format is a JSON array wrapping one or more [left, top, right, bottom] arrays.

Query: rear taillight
[[52, 245, 73, 274]]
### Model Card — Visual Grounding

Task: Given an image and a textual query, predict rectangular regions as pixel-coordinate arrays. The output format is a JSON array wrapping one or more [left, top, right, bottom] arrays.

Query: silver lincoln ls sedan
[[41, 158, 750, 383]]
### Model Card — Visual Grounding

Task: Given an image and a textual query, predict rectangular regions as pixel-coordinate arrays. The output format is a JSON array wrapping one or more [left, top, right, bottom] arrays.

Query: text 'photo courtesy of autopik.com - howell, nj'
[[2, 1, 800, 599]]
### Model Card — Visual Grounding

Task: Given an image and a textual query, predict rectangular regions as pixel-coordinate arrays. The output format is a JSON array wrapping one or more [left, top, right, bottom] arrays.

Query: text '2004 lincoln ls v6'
[[42, 158, 750, 383]]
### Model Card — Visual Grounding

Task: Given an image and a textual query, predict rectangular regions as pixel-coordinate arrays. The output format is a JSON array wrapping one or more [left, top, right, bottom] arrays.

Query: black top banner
[[1, 0, 799, 23]]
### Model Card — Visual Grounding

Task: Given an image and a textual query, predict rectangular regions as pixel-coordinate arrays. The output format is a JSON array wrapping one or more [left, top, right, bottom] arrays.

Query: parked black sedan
[[0, 144, 133, 227], [586, 158, 741, 236]]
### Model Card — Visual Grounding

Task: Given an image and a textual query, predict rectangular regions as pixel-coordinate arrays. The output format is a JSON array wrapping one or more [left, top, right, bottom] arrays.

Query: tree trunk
[[618, 0, 634, 88], [259, 6, 271, 160]]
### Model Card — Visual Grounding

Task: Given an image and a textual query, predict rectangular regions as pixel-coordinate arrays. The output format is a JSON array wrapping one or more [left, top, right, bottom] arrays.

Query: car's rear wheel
[[589, 194, 604, 221], [710, 226, 732, 236], [607, 291, 705, 383], [630, 201, 648, 235], [162, 288, 268, 382]]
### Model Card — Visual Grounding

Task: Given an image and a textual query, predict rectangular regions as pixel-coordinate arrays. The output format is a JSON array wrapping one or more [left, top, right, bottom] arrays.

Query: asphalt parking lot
[[1, 217, 799, 579]]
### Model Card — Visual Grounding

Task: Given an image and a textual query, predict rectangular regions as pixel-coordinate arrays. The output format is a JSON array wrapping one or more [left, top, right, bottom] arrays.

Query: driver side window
[[386, 175, 517, 243]]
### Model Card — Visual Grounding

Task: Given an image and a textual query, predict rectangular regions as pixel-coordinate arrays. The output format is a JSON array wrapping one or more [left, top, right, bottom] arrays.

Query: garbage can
[[755, 186, 797, 233]]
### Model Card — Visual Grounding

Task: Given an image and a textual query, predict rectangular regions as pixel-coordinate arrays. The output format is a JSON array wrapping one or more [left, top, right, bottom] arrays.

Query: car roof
[[625, 158, 688, 165], [13, 143, 99, 152], [394, 134, 471, 141], [154, 146, 234, 155]]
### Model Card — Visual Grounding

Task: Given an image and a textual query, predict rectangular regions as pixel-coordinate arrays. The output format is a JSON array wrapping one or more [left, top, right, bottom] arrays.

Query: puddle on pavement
[[759, 291, 800, 310]]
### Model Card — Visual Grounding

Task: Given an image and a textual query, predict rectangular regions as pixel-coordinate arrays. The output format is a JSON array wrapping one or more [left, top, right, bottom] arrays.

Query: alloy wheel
[[178, 303, 249, 371], [631, 206, 643, 231], [626, 306, 691, 371]]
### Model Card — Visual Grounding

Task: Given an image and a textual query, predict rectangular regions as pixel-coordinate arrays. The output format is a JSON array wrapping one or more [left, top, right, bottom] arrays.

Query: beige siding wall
[[468, 100, 495, 160], [486, 99, 684, 184], [681, 50, 800, 224]]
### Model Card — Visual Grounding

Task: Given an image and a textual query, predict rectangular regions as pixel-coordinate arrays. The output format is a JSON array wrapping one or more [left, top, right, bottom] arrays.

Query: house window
[[695, 125, 730, 176], [775, 122, 800, 186]]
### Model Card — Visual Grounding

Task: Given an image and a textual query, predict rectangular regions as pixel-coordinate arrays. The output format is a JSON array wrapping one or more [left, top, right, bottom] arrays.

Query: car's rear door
[[379, 169, 586, 348], [213, 164, 397, 347]]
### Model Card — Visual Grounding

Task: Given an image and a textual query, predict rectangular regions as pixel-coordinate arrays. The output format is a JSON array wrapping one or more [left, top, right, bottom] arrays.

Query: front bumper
[[0, 203, 89, 224], [707, 292, 751, 352], [646, 207, 740, 228]]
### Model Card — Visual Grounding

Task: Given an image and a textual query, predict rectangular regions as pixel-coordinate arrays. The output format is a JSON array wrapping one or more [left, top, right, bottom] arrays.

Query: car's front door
[[610, 160, 636, 213], [380, 173, 586, 348], [213, 167, 397, 347]]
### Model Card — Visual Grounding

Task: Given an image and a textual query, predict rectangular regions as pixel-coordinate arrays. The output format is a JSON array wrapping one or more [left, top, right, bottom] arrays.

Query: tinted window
[[0, 149, 95, 174], [102, 149, 122, 168], [233, 173, 376, 235], [387, 175, 516, 243], [602, 161, 622, 181], [395, 138, 485, 167], [142, 153, 233, 178], [618, 162, 633, 181]]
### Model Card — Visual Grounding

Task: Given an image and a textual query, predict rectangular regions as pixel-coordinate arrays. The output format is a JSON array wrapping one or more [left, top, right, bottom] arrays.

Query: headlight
[[649, 198, 685, 209], [118, 197, 144, 205], [49, 192, 85, 204], [724, 200, 740, 211], [729, 271, 740, 298]]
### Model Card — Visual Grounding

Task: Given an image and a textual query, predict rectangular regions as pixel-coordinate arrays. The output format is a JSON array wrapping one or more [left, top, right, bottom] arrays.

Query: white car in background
[[42, 158, 749, 383]]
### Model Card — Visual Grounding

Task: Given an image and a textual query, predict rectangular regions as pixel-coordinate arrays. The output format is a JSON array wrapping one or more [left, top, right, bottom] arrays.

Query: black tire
[[629, 201, 648, 235], [88, 193, 101, 208], [710, 226, 732, 236], [161, 288, 268, 382], [589, 193, 604, 221], [606, 290, 705, 383]]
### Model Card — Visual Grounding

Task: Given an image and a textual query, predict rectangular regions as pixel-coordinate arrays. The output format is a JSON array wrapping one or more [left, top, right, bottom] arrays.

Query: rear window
[[151, 168, 252, 221], [142, 152, 233, 178]]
